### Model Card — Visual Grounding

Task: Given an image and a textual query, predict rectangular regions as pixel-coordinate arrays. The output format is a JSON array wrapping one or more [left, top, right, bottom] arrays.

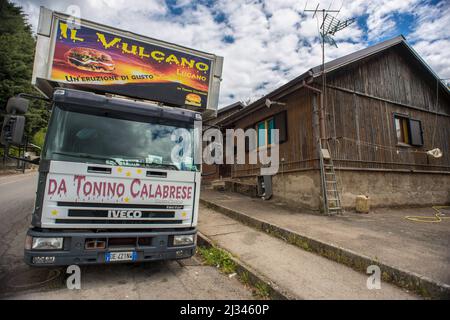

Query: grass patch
[[197, 246, 236, 274], [197, 245, 274, 299], [239, 271, 250, 285], [254, 282, 270, 299]]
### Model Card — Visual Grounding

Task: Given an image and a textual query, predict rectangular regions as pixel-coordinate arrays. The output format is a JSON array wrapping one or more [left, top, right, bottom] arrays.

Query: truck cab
[[24, 88, 201, 265], [0, 7, 222, 266]]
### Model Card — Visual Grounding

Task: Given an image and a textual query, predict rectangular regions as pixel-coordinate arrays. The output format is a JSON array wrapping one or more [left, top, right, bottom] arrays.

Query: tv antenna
[[303, 2, 355, 142]]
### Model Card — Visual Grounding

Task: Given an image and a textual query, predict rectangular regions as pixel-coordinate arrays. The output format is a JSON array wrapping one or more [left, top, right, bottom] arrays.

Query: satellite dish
[[426, 148, 443, 158], [265, 99, 272, 108]]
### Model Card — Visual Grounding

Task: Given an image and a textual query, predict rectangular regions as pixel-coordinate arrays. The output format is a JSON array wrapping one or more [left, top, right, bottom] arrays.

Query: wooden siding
[[217, 44, 450, 178], [326, 46, 449, 114], [229, 89, 317, 178], [324, 46, 450, 171]]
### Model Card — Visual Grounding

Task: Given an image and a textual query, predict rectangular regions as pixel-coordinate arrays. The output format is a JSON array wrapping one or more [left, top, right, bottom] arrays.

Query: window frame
[[256, 117, 275, 149], [393, 113, 424, 147], [394, 114, 410, 146]]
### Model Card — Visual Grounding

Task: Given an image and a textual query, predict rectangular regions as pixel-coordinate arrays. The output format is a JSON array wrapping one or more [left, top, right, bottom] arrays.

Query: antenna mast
[[303, 3, 354, 143]]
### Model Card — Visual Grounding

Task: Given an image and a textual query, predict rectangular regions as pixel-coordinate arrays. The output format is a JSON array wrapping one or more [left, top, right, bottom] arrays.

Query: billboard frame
[[32, 7, 223, 116]]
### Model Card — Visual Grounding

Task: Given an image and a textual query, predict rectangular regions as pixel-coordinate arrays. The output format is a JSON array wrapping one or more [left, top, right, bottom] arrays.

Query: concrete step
[[198, 204, 418, 300], [209, 180, 259, 198], [210, 180, 226, 191], [224, 180, 258, 198]]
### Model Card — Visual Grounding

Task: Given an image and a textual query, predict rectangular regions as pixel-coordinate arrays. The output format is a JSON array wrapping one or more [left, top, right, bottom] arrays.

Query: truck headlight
[[173, 234, 194, 246], [31, 237, 64, 250]]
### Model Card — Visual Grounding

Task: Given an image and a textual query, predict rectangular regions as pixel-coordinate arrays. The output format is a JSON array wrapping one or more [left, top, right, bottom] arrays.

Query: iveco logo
[[108, 210, 143, 218]]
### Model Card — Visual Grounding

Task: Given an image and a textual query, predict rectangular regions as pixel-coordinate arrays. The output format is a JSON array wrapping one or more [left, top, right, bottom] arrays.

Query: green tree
[[32, 127, 46, 149], [0, 0, 49, 140]]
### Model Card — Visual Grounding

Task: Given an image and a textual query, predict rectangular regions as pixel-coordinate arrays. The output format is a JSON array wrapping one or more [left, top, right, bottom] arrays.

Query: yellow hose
[[405, 206, 450, 223]]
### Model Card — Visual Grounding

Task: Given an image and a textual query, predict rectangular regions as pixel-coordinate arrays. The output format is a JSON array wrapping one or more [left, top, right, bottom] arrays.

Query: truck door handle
[[146, 171, 167, 178], [87, 166, 112, 174]]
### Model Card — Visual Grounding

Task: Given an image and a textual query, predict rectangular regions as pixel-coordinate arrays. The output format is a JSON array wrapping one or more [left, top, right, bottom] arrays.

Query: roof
[[205, 101, 244, 126], [218, 101, 244, 114], [309, 35, 407, 76], [222, 35, 449, 125]]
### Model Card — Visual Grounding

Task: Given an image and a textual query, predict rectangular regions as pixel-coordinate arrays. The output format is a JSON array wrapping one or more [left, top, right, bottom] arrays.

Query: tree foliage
[[0, 0, 49, 139], [32, 128, 46, 149]]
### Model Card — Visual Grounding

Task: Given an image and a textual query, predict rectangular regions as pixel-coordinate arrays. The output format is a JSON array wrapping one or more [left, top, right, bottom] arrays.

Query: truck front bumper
[[24, 228, 196, 267]]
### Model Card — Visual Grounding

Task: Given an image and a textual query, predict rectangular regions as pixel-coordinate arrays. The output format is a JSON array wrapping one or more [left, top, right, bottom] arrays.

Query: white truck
[[1, 7, 222, 266]]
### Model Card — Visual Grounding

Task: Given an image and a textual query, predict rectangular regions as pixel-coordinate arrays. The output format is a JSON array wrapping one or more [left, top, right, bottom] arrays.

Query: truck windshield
[[43, 105, 198, 171]]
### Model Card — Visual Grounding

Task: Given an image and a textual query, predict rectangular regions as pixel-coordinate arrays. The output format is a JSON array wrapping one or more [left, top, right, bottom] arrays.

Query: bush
[[33, 128, 46, 149]]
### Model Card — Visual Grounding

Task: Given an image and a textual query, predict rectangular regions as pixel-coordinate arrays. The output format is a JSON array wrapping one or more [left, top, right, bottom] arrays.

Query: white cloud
[[11, 0, 450, 108], [408, 1, 450, 79], [412, 39, 450, 80]]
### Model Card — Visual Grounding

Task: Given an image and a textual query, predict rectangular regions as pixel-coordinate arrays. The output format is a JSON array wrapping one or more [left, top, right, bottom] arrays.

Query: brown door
[[219, 164, 231, 178]]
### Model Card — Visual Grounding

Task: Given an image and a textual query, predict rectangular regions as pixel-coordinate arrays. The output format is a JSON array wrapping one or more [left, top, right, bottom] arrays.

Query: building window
[[394, 115, 423, 146], [256, 118, 274, 148], [268, 117, 275, 145], [395, 116, 410, 144], [246, 112, 287, 152]]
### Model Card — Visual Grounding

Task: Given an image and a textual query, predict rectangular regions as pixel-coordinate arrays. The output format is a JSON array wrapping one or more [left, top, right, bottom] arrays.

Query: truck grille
[[67, 209, 175, 218], [55, 219, 182, 224], [55, 202, 185, 225]]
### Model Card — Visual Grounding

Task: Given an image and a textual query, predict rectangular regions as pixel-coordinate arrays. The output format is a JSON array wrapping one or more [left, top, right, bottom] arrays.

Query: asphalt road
[[0, 172, 253, 300]]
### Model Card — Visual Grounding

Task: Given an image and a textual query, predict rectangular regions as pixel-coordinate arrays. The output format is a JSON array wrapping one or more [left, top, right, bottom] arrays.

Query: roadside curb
[[196, 231, 296, 300], [200, 198, 450, 300]]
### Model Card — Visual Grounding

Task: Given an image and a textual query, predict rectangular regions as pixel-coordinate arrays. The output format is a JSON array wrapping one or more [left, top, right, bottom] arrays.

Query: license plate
[[105, 251, 137, 262]]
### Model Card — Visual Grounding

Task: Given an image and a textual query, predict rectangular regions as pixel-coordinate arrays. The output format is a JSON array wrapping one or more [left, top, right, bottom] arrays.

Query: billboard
[[33, 9, 223, 112]]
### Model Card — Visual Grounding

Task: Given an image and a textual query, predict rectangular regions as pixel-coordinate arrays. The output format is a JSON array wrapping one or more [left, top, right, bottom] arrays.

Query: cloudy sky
[[13, 0, 450, 108]]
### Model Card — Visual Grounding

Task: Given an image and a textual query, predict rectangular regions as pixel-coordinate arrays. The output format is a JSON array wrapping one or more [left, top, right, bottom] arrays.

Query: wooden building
[[214, 35, 450, 210], [202, 101, 244, 182]]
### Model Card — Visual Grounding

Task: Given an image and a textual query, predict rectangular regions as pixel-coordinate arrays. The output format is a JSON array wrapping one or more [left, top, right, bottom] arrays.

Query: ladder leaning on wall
[[319, 140, 343, 215]]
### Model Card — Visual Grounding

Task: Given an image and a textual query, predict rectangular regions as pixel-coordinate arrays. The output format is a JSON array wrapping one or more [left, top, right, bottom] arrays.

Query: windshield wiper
[[157, 163, 180, 171], [105, 159, 180, 171], [141, 162, 179, 171], [52, 151, 119, 165]]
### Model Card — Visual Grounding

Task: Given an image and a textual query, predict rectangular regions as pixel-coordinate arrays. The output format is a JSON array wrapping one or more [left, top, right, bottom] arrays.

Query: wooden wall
[[202, 105, 243, 182], [216, 44, 450, 179], [324, 46, 450, 171], [228, 88, 317, 178]]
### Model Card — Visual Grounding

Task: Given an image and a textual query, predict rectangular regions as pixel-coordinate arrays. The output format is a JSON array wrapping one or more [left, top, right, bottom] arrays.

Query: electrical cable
[[338, 137, 439, 155], [405, 206, 450, 223]]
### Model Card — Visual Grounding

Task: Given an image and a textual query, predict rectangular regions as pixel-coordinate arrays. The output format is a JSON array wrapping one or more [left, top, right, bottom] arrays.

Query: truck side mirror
[[1, 115, 25, 146], [6, 96, 29, 115], [1, 95, 40, 165]]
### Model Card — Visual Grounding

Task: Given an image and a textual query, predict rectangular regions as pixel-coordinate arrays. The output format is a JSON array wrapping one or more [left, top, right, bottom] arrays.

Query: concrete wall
[[271, 170, 321, 211], [233, 170, 450, 211], [234, 170, 322, 211], [336, 170, 450, 209]]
